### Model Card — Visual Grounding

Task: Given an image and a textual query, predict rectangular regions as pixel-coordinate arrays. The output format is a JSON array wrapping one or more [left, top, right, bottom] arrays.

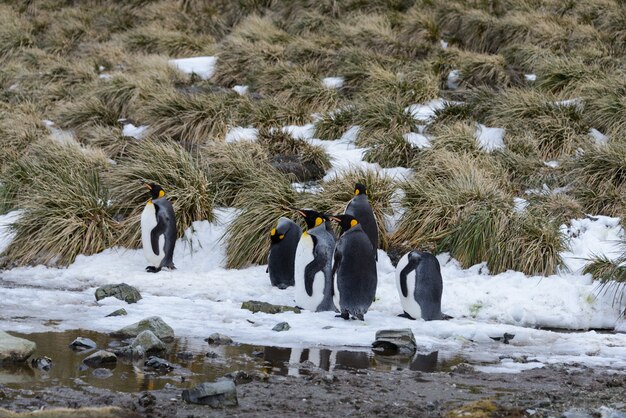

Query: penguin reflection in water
[[140, 182, 176, 273], [395, 251, 450, 321], [267, 217, 301, 289], [291, 209, 335, 312], [330, 214, 377, 320]]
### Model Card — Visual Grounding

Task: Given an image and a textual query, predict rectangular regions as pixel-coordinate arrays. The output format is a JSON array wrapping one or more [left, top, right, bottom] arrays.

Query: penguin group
[[138, 180, 447, 322], [267, 182, 448, 322]]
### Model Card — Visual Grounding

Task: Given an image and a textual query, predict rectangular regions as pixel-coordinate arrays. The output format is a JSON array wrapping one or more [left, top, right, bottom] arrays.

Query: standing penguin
[[329, 214, 377, 320], [140, 182, 176, 273], [292, 209, 335, 311], [395, 251, 446, 321], [344, 183, 378, 260], [267, 217, 301, 289]]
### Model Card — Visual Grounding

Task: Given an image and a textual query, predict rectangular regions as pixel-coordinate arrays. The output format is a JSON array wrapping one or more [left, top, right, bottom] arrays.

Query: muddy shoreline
[[2, 361, 625, 417]]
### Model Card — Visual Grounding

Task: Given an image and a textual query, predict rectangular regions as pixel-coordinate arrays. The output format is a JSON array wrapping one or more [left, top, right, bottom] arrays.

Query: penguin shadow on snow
[[140, 181, 177, 273]]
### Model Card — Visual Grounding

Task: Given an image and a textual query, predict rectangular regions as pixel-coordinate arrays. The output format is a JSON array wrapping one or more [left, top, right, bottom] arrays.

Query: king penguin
[[329, 214, 377, 320], [267, 217, 301, 289], [292, 209, 335, 312], [140, 182, 176, 273], [344, 183, 378, 260], [395, 251, 447, 321]]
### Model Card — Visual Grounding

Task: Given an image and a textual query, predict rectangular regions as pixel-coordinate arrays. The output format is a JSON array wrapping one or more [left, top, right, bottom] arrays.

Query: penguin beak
[[289, 207, 307, 218], [329, 215, 341, 223], [142, 182, 152, 190]]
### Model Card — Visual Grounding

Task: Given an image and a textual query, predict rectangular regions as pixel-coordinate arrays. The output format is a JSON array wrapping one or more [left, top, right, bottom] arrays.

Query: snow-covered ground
[[0, 208, 624, 373]]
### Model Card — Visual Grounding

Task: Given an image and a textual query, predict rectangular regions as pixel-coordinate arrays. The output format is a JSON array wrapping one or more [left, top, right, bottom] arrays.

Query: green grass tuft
[[314, 107, 357, 140]]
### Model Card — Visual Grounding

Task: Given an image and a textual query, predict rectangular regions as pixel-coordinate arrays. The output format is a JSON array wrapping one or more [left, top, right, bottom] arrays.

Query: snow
[[405, 99, 448, 122], [122, 123, 147, 139], [1, 208, 625, 372], [43, 119, 79, 147], [439, 39, 448, 49], [0, 211, 20, 254], [525, 74, 537, 81], [322, 77, 344, 89], [404, 132, 431, 149], [475, 123, 505, 152], [474, 359, 545, 374], [168, 56, 217, 80], [590, 128, 609, 145], [544, 160, 560, 168], [447, 70, 460, 90], [225, 126, 258, 143], [513, 197, 529, 213], [232, 85, 248, 95]]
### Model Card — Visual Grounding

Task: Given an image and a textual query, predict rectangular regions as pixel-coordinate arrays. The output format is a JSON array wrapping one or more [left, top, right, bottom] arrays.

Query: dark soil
[[1, 363, 625, 417]]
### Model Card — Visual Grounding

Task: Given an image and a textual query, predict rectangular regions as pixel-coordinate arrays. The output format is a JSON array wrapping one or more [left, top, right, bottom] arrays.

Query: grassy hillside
[[0, 0, 624, 282]]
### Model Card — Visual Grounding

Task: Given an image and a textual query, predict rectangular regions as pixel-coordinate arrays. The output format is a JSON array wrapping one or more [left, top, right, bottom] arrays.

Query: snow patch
[[404, 132, 431, 149], [168, 56, 217, 80], [475, 123, 505, 152], [322, 77, 344, 89], [405, 99, 448, 122], [447, 70, 460, 90], [232, 85, 249, 95], [122, 124, 148, 139], [225, 126, 258, 143], [589, 128, 609, 145], [525, 74, 537, 82]]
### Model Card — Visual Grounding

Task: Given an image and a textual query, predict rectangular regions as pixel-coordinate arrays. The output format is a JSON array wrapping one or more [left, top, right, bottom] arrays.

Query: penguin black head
[[329, 214, 359, 234], [142, 182, 165, 200], [291, 208, 327, 230], [269, 227, 285, 244], [354, 183, 368, 196]]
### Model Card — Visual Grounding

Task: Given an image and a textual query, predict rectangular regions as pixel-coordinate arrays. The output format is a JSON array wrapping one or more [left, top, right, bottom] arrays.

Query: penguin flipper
[[150, 218, 166, 256]]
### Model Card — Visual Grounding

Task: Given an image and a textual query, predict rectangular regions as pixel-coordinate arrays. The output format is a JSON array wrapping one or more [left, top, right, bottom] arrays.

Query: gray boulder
[[95, 283, 142, 304], [130, 330, 166, 356], [0, 331, 36, 363], [111, 316, 175, 342], [83, 350, 117, 368], [69, 337, 97, 351], [182, 380, 238, 407], [106, 308, 128, 317], [206, 333, 233, 345], [371, 329, 417, 356], [241, 300, 301, 314], [144, 356, 173, 372], [272, 322, 290, 332]]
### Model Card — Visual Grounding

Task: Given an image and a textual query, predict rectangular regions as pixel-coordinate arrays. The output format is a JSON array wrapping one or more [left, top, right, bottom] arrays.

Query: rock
[[69, 337, 97, 351], [562, 409, 593, 418], [95, 283, 142, 304], [271, 154, 326, 182], [0, 331, 37, 363], [182, 380, 238, 407], [450, 363, 476, 374], [371, 329, 417, 356], [130, 330, 166, 356], [30, 356, 53, 371], [92, 368, 114, 379], [272, 322, 290, 332], [144, 356, 173, 372], [176, 351, 194, 360], [489, 332, 515, 344], [83, 350, 117, 368], [224, 370, 269, 385], [206, 333, 233, 345], [106, 308, 128, 317], [206, 351, 219, 358], [241, 300, 301, 314], [113, 345, 145, 360], [111, 316, 175, 342]]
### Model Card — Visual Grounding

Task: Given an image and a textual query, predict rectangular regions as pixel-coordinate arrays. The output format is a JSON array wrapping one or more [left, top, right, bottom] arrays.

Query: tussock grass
[[580, 78, 626, 135], [140, 89, 243, 145], [0, 102, 48, 166], [83, 125, 132, 158], [283, 35, 339, 72], [108, 139, 215, 249], [354, 96, 417, 140], [0, 6, 33, 56], [583, 254, 626, 304], [0, 141, 117, 267], [257, 128, 331, 181], [200, 141, 273, 207], [257, 63, 342, 114], [568, 142, 626, 217], [55, 97, 122, 131], [535, 56, 607, 94], [314, 107, 357, 140], [400, 8, 441, 43], [357, 62, 439, 106], [224, 171, 297, 269], [243, 95, 313, 128], [434, 48, 512, 89], [426, 121, 479, 155], [363, 131, 420, 168], [125, 24, 214, 56], [299, 168, 397, 250]]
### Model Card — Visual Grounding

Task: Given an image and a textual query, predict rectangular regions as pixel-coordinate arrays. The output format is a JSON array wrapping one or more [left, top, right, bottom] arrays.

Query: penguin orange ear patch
[[279, 234, 285, 240], [350, 219, 358, 228], [270, 228, 276, 236], [158, 190, 165, 198], [314, 217, 323, 227], [354, 189, 360, 195]]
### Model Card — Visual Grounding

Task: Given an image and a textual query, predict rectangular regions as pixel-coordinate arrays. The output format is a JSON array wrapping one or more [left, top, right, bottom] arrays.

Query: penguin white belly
[[333, 270, 341, 311], [395, 254, 422, 319], [294, 234, 315, 310], [141, 202, 165, 267]]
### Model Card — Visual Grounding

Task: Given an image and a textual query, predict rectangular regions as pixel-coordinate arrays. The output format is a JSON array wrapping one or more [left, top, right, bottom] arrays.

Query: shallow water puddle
[[2, 330, 467, 393]]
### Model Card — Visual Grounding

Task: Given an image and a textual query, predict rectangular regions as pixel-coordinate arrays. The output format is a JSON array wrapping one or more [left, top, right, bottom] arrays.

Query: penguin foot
[[145, 266, 161, 273], [398, 312, 416, 320], [335, 312, 350, 320], [441, 313, 454, 320], [351, 314, 364, 321]]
